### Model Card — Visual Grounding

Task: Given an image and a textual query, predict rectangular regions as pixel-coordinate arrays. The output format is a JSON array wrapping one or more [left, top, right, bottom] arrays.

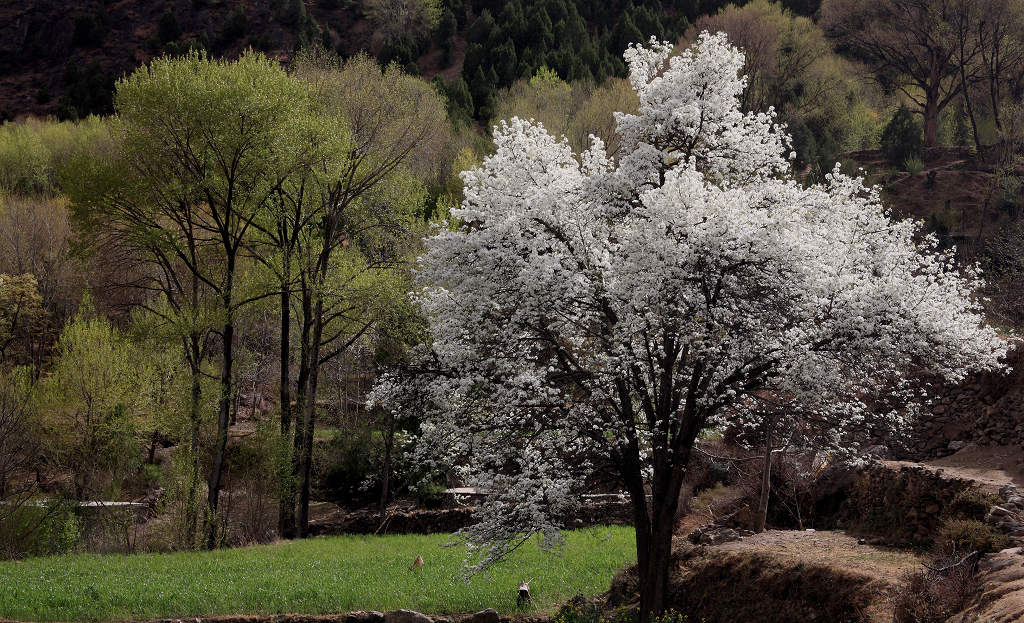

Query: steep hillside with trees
[[0, 0, 826, 122]]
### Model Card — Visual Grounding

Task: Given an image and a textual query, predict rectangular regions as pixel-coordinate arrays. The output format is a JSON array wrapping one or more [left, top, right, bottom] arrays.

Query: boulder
[[385, 611, 432, 623], [470, 609, 500, 623]]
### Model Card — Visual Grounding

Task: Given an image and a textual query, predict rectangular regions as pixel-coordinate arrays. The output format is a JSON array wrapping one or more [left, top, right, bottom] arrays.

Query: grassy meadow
[[0, 527, 636, 622]]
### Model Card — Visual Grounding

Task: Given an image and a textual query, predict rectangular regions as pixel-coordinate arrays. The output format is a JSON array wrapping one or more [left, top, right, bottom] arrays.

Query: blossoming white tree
[[372, 32, 1008, 621]]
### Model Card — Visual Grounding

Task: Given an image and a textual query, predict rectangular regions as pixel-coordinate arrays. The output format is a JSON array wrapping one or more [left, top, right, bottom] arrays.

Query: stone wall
[[828, 464, 978, 545], [307, 501, 633, 537], [900, 341, 1024, 459]]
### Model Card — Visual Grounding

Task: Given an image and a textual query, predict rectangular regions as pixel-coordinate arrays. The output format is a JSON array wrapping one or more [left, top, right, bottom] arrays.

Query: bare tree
[[0, 368, 40, 558], [823, 0, 961, 147]]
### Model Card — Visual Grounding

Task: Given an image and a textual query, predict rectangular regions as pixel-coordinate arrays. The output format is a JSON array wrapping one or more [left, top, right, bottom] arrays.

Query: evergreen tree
[[493, 39, 518, 85], [467, 9, 496, 45], [158, 9, 181, 43], [524, 9, 554, 52], [437, 9, 457, 43], [445, 76, 474, 125]]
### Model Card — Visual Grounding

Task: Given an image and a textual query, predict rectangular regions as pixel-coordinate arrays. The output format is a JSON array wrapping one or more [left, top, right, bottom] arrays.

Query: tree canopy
[[373, 32, 1006, 622]]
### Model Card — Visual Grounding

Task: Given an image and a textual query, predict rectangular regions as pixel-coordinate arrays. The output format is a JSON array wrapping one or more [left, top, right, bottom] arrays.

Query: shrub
[[412, 479, 446, 509], [892, 566, 977, 623], [903, 155, 924, 175], [318, 427, 383, 507], [882, 106, 923, 166], [945, 488, 999, 522], [0, 501, 81, 559], [936, 518, 1012, 554], [0, 116, 111, 194]]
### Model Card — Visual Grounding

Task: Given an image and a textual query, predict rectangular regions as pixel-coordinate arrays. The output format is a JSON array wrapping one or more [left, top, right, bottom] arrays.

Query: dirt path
[[715, 529, 924, 584], [884, 444, 1024, 493]]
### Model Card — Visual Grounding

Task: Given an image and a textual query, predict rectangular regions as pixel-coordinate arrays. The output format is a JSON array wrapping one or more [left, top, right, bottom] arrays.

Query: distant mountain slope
[[0, 0, 727, 122], [0, 0, 338, 121]]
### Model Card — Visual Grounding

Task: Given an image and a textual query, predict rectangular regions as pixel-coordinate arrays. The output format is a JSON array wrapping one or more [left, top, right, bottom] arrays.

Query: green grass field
[[0, 527, 636, 622]]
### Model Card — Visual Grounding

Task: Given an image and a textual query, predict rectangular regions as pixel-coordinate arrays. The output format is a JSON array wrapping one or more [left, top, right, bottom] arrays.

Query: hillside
[[0, 0, 332, 121], [0, 0, 713, 123]]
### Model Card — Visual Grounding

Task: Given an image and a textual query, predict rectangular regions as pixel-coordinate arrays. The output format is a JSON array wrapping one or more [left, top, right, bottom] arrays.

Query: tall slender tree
[[69, 50, 310, 547]]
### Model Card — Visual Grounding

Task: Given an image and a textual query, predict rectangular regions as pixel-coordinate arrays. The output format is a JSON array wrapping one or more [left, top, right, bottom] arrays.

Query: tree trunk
[[379, 411, 395, 515], [296, 290, 325, 538], [289, 282, 312, 537], [147, 430, 158, 464], [206, 267, 235, 550], [633, 475, 682, 623], [756, 420, 774, 533], [924, 90, 941, 149], [278, 262, 295, 539], [186, 358, 202, 546], [958, 37, 983, 153]]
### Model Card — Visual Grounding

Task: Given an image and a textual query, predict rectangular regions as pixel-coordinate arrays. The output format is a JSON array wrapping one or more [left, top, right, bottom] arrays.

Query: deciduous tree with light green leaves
[[68, 49, 312, 547], [275, 50, 449, 538], [41, 304, 148, 500]]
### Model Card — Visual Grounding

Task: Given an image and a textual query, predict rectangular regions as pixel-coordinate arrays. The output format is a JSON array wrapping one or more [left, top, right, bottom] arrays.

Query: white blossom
[[372, 32, 1009, 576]]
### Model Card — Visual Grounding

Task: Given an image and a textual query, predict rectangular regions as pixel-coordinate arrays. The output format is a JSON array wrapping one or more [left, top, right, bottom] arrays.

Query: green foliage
[[412, 478, 446, 509], [0, 501, 81, 559], [491, 69, 637, 155], [693, 0, 878, 167], [436, 76, 474, 127], [40, 302, 150, 499], [882, 106, 924, 166], [0, 528, 636, 620], [0, 117, 108, 194], [937, 519, 1012, 555], [318, 428, 384, 507], [903, 155, 924, 175], [454, 0, 683, 121], [57, 62, 115, 120], [0, 273, 46, 365], [363, 0, 441, 46]]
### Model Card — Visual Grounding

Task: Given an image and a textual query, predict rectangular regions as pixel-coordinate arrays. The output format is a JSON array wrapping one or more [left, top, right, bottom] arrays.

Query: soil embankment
[[612, 533, 914, 623]]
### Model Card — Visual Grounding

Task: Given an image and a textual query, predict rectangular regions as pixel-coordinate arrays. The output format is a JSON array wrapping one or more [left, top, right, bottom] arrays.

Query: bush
[[318, 427, 383, 507], [903, 155, 924, 175], [937, 518, 1012, 554], [882, 106, 923, 166], [412, 479, 446, 509], [893, 566, 977, 623], [0, 116, 111, 194], [945, 488, 999, 522], [0, 501, 81, 559]]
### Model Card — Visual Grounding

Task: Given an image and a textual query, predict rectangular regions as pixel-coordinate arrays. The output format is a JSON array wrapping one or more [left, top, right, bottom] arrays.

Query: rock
[[989, 506, 1015, 520], [385, 611, 432, 623], [470, 609, 499, 623]]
